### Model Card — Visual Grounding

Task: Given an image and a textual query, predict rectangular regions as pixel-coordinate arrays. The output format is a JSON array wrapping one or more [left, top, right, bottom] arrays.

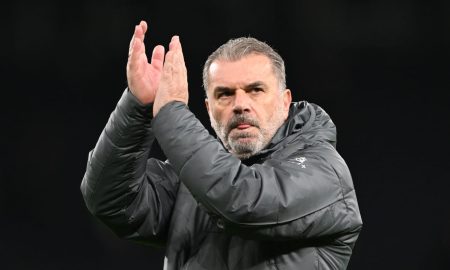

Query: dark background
[[1, 0, 449, 269]]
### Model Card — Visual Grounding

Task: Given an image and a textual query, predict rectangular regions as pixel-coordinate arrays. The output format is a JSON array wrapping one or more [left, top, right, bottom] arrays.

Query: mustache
[[225, 115, 260, 136]]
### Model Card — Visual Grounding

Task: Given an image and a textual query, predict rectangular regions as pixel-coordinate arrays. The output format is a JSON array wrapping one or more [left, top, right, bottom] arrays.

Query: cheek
[[259, 99, 278, 116], [211, 109, 227, 126], [259, 99, 285, 123]]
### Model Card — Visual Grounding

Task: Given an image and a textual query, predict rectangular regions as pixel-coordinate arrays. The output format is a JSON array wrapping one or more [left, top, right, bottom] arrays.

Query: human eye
[[249, 86, 264, 94], [217, 90, 233, 99]]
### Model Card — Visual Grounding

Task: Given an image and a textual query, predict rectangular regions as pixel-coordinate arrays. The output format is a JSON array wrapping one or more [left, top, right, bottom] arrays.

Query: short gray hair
[[202, 37, 286, 94]]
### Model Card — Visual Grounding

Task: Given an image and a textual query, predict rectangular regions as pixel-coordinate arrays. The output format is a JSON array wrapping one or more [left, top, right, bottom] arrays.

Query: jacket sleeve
[[152, 101, 362, 241], [80, 89, 179, 246]]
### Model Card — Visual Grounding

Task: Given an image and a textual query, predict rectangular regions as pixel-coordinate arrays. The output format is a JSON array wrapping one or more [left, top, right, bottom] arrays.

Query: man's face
[[205, 54, 292, 159]]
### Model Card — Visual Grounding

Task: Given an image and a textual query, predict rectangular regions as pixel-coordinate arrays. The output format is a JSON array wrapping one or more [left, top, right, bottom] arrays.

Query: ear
[[205, 98, 211, 116], [283, 89, 292, 112]]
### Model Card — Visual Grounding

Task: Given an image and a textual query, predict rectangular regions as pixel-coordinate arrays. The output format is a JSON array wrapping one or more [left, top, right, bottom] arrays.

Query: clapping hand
[[126, 20, 188, 116]]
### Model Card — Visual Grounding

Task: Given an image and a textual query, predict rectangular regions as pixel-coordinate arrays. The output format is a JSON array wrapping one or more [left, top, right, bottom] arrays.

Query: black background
[[2, 0, 449, 269]]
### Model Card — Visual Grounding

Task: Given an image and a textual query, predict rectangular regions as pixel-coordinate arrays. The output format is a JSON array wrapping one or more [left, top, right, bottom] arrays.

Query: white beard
[[211, 104, 286, 160]]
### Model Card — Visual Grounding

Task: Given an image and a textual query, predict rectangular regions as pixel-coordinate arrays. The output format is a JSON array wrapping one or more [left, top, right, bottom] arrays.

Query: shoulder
[[269, 141, 353, 187]]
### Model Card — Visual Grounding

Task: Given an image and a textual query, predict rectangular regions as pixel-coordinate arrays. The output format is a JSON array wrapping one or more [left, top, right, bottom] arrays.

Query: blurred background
[[1, 0, 449, 269]]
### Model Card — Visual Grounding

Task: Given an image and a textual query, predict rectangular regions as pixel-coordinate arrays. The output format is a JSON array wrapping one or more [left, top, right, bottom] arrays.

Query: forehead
[[208, 54, 277, 90]]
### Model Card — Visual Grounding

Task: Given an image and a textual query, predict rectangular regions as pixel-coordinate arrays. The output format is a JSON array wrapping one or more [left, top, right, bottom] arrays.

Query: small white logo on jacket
[[288, 157, 307, 168]]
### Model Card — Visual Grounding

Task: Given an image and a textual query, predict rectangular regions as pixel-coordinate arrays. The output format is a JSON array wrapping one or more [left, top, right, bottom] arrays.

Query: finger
[[172, 37, 186, 76], [134, 24, 145, 41], [128, 26, 136, 55], [163, 50, 175, 78], [129, 36, 144, 58], [169, 35, 178, 51], [169, 36, 185, 64], [129, 24, 144, 55], [128, 38, 146, 72], [175, 36, 185, 64], [151, 45, 165, 72], [140, 20, 148, 36], [164, 50, 174, 66]]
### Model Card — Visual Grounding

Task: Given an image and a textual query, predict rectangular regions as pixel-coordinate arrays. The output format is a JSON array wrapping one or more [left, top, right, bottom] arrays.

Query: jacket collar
[[242, 101, 337, 163]]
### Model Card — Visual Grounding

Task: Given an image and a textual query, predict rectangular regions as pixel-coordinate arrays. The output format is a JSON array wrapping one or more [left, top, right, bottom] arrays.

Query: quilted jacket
[[81, 89, 362, 269]]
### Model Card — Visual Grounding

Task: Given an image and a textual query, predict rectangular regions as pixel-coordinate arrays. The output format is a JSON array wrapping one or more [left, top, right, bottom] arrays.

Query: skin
[[127, 20, 188, 116], [205, 54, 292, 159]]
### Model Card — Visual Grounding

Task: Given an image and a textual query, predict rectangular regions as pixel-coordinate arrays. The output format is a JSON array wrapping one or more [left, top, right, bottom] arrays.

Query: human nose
[[232, 89, 251, 114]]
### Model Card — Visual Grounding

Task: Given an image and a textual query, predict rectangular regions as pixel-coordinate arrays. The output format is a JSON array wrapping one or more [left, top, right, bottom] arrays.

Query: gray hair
[[202, 37, 286, 94]]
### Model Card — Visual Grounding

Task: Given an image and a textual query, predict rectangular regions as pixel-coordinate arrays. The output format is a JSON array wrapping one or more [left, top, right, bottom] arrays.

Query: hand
[[126, 20, 165, 105], [153, 36, 189, 116]]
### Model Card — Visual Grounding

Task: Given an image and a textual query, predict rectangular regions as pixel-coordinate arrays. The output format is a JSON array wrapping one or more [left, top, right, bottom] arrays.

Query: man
[[81, 20, 362, 269]]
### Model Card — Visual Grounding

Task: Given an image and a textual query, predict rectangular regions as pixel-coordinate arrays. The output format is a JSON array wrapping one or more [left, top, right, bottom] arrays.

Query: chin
[[230, 149, 255, 160], [229, 142, 260, 160]]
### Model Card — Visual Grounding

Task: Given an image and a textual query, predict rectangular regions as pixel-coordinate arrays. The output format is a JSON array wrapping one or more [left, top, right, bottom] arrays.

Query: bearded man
[[81, 21, 362, 270]]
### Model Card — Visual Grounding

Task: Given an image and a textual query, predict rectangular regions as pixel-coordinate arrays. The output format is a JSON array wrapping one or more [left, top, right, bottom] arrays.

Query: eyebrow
[[244, 81, 267, 90], [213, 86, 233, 94], [213, 81, 268, 94]]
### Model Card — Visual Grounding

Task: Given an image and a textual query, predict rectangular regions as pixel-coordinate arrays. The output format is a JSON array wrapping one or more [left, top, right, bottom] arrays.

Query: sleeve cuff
[[103, 88, 154, 147], [119, 88, 154, 118]]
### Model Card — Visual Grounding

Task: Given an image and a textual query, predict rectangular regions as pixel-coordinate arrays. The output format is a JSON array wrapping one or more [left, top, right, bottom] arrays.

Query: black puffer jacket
[[81, 89, 362, 270]]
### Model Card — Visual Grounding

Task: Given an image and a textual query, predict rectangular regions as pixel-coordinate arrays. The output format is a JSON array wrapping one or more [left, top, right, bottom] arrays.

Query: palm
[[128, 53, 163, 103]]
